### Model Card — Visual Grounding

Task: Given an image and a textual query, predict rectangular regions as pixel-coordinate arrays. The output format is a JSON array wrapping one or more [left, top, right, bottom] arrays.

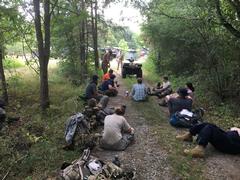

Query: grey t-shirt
[[102, 114, 131, 145]]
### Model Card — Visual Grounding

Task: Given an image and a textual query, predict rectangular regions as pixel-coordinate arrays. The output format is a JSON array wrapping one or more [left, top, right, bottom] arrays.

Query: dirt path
[[92, 59, 240, 180], [92, 78, 173, 179]]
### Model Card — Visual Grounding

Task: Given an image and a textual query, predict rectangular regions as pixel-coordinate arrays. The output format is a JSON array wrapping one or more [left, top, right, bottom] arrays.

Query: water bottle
[[125, 90, 129, 97], [112, 155, 121, 167]]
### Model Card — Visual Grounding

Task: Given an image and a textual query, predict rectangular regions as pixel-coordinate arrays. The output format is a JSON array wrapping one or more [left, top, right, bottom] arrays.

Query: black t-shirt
[[168, 97, 193, 116], [85, 82, 97, 99]]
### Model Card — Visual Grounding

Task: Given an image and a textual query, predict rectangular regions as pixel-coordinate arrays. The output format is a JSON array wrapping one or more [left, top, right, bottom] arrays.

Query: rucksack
[[59, 148, 125, 180], [175, 108, 204, 128]]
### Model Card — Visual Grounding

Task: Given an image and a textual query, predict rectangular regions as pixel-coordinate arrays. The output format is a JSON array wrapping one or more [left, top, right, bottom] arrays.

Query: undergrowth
[[4, 56, 24, 69], [0, 66, 85, 179]]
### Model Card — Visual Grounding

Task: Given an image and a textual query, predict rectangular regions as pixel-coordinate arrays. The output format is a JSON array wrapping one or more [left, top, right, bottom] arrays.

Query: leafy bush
[[4, 57, 24, 69]]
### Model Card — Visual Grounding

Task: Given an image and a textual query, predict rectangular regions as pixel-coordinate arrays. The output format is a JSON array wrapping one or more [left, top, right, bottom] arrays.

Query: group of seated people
[[146, 76, 240, 158], [82, 73, 240, 157], [83, 72, 134, 151]]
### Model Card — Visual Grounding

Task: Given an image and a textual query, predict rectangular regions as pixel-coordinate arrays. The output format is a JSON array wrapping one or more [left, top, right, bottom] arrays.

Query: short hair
[[109, 69, 113, 74], [177, 87, 188, 97], [110, 74, 116, 79], [115, 106, 125, 115], [108, 49, 112, 55], [92, 75, 99, 81], [88, 98, 97, 107], [137, 78, 142, 84]]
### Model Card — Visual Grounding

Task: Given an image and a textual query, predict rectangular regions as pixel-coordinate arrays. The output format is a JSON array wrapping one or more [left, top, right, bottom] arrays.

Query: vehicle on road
[[122, 49, 142, 78]]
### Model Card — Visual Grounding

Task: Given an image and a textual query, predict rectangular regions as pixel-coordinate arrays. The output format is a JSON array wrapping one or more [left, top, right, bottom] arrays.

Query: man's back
[[131, 83, 147, 101], [168, 97, 192, 116], [85, 82, 96, 99], [102, 114, 130, 145]]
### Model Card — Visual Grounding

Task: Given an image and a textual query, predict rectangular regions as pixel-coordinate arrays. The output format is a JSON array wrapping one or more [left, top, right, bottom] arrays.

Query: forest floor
[[91, 59, 240, 179], [0, 58, 239, 179]]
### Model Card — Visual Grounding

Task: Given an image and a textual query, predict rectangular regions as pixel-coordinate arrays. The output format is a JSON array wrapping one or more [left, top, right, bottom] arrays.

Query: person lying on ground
[[130, 78, 148, 101], [85, 75, 103, 101], [159, 82, 195, 107], [148, 76, 172, 98], [100, 106, 134, 151], [168, 87, 193, 127], [99, 74, 118, 97], [176, 123, 240, 158]]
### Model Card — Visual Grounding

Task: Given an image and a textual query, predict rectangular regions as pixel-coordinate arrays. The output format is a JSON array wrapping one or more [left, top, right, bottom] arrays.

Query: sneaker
[[184, 145, 205, 158], [176, 132, 193, 142]]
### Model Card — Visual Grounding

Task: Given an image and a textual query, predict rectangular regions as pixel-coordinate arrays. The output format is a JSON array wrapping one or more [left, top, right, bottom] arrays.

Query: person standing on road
[[117, 50, 124, 71], [102, 49, 112, 74]]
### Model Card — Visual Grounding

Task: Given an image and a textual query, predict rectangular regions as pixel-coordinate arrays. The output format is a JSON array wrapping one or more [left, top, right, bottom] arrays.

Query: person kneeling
[[176, 123, 240, 158], [100, 106, 134, 151]]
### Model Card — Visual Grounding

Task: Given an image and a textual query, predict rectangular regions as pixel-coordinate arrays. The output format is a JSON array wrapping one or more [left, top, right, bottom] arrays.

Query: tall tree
[[91, 0, 99, 71], [0, 3, 21, 104], [33, 0, 53, 110]]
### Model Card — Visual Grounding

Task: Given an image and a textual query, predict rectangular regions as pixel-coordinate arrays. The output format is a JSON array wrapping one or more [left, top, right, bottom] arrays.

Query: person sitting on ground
[[130, 78, 148, 101], [102, 69, 114, 81], [85, 75, 104, 102], [176, 123, 240, 158], [186, 82, 195, 99], [168, 87, 193, 127], [100, 106, 134, 151], [159, 82, 195, 107], [100, 74, 118, 97], [149, 76, 172, 98]]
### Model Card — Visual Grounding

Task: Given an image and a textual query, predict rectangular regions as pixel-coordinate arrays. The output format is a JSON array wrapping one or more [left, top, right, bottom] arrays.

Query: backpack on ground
[[175, 108, 204, 128]]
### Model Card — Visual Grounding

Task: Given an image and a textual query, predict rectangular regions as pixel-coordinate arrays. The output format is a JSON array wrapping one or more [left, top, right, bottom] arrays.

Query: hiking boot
[[176, 132, 193, 142], [63, 143, 75, 151], [183, 145, 205, 158]]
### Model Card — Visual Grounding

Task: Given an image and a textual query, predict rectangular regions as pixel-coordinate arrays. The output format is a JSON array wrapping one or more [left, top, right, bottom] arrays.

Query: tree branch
[[215, 0, 240, 38]]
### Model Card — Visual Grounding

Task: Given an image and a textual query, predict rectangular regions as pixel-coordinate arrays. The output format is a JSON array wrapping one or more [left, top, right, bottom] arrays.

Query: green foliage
[[118, 39, 129, 51], [141, 0, 240, 105], [3, 56, 24, 69], [0, 67, 85, 179]]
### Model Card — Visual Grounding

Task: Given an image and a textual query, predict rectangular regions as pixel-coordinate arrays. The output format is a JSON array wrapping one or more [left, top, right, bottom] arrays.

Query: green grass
[[123, 77, 204, 179], [0, 67, 85, 179], [4, 56, 24, 69], [123, 57, 240, 178]]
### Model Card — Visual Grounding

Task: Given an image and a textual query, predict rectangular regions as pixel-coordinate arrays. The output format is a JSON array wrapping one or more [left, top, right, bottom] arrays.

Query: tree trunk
[[0, 46, 8, 104], [33, 0, 50, 110], [79, 0, 86, 81], [91, 0, 99, 72]]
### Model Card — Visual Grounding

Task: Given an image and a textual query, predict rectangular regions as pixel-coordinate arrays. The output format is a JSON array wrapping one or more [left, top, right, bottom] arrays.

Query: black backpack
[[175, 108, 204, 128]]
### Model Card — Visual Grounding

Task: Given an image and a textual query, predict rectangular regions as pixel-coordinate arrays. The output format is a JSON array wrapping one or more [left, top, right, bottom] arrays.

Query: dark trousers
[[190, 123, 240, 154]]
